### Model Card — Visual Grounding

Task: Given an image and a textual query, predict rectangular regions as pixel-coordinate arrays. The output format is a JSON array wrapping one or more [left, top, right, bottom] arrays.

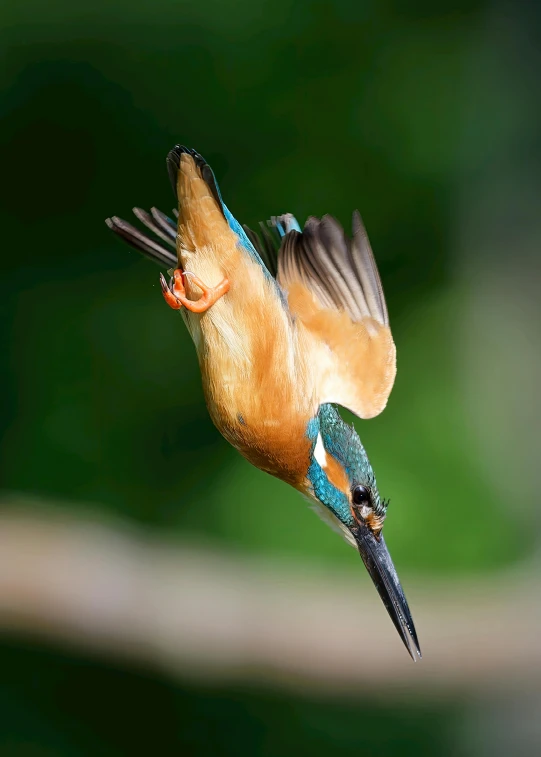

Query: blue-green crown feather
[[306, 404, 388, 529]]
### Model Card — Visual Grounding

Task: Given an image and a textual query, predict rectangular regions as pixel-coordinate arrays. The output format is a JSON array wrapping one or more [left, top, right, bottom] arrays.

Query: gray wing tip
[[278, 209, 391, 327], [350, 211, 389, 326], [106, 208, 178, 269]]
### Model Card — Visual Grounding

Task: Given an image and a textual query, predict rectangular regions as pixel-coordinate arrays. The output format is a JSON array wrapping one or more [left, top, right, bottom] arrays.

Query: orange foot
[[159, 269, 230, 313]]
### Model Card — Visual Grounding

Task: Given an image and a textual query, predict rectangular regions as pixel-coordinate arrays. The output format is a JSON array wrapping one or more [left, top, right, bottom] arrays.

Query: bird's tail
[[106, 145, 262, 269], [105, 145, 229, 268], [167, 146, 232, 252]]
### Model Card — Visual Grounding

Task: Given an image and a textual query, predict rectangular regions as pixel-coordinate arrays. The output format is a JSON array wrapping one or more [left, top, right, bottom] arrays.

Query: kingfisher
[[106, 145, 421, 659]]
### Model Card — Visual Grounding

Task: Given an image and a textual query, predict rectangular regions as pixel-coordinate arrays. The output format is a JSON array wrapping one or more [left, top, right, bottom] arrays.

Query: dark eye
[[352, 485, 371, 506]]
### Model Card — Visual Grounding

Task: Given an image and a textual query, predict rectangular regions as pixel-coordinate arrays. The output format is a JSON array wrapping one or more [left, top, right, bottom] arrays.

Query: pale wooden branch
[[0, 497, 539, 696]]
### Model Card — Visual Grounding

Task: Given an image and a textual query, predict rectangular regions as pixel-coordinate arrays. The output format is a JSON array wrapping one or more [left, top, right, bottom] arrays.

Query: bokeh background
[[1, 0, 541, 754]]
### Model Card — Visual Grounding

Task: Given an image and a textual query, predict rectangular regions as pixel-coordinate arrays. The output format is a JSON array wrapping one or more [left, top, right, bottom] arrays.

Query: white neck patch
[[313, 432, 328, 468]]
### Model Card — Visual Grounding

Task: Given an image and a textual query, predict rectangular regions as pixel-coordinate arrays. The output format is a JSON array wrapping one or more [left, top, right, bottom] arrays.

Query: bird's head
[[304, 404, 420, 659]]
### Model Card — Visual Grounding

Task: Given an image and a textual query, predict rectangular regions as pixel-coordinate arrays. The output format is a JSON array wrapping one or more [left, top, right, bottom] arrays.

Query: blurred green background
[[1, 0, 541, 754]]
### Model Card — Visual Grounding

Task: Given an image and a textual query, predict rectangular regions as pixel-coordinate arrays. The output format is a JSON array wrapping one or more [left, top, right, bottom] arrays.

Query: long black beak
[[352, 524, 421, 660]]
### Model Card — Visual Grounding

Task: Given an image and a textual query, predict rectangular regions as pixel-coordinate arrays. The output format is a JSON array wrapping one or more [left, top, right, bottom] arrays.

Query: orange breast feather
[[174, 159, 317, 484]]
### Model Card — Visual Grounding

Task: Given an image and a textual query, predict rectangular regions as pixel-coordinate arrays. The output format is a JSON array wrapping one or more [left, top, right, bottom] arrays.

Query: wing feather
[[242, 223, 279, 277], [105, 210, 177, 268], [276, 212, 396, 419], [278, 213, 388, 326], [132, 207, 176, 246], [350, 211, 388, 325]]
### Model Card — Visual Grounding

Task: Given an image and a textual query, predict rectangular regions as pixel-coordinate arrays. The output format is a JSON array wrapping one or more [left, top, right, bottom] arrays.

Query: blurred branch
[[0, 496, 539, 697]]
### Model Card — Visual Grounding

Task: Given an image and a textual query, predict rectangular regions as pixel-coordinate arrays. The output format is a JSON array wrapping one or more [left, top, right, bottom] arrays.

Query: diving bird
[[106, 145, 421, 659]]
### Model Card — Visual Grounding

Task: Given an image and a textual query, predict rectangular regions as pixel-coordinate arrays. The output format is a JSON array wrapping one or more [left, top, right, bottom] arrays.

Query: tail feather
[[107, 144, 272, 275], [167, 145, 265, 261], [175, 152, 230, 250], [166, 145, 222, 210]]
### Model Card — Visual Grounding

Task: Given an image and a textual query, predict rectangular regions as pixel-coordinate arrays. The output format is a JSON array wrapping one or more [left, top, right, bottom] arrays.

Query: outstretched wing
[[275, 212, 396, 420], [105, 207, 178, 268]]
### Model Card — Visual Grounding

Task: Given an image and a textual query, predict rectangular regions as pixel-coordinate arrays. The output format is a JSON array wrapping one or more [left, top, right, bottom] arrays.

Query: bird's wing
[[275, 212, 396, 419], [105, 207, 178, 268]]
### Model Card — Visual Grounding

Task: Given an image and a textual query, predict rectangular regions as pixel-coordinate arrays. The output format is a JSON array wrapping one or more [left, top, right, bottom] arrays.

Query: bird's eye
[[352, 485, 371, 506]]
